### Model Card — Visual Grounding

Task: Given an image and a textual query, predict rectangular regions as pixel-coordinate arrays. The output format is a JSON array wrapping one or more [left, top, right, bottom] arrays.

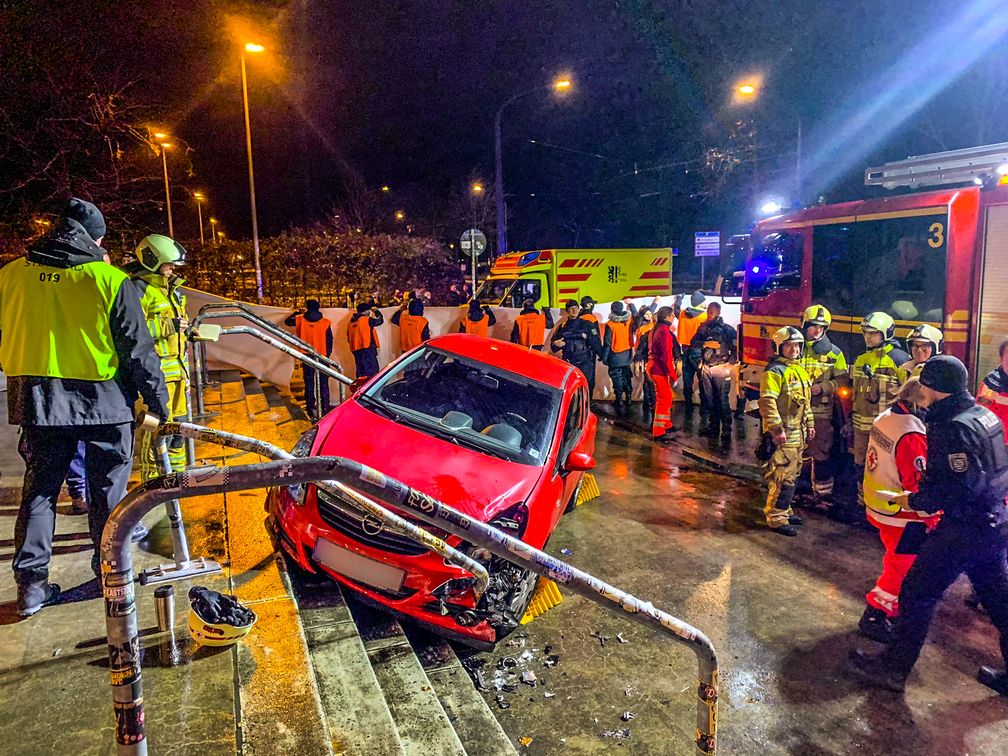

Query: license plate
[[313, 538, 406, 592]]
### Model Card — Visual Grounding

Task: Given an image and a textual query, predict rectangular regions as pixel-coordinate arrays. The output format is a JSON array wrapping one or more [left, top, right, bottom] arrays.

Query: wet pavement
[[459, 416, 1008, 755]]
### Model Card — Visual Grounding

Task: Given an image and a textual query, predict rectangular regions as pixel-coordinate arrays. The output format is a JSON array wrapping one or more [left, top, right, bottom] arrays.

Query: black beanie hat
[[610, 301, 625, 315], [356, 303, 371, 314], [468, 300, 483, 316], [580, 295, 595, 308], [565, 299, 580, 310], [67, 197, 106, 241], [919, 355, 969, 395]]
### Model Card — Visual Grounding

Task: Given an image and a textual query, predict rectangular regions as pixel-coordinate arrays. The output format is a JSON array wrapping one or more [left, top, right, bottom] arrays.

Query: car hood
[[314, 399, 544, 522]]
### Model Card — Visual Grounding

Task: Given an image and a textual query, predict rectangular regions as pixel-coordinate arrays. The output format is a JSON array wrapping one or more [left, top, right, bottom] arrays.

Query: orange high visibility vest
[[606, 319, 633, 353], [398, 313, 428, 351], [515, 312, 547, 347], [295, 315, 331, 354], [636, 322, 655, 342], [347, 316, 379, 351], [461, 317, 490, 338], [677, 312, 707, 349]]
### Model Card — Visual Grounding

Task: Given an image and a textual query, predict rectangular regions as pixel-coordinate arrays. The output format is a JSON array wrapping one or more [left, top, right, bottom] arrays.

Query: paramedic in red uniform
[[648, 306, 679, 443]]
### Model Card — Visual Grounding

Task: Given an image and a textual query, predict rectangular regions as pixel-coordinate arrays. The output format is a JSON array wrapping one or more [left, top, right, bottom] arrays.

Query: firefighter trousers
[[649, 370, 673, 438], [140, 379, 188, 481], [763, 445, 804, 528], [808, 414, 837, 496]]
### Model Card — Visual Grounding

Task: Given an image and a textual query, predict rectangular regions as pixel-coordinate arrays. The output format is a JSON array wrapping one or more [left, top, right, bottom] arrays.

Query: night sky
[[5, 0, 1008, 260]]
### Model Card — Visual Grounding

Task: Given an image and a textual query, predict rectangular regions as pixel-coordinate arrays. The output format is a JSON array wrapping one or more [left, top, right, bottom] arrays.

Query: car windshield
[[360, 347, 561, 465], [474, 278, 516, 306]]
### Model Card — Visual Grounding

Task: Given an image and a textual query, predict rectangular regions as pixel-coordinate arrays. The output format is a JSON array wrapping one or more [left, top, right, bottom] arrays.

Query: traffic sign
[[460, 228, 487, 260], [694, 231, 721, 257]]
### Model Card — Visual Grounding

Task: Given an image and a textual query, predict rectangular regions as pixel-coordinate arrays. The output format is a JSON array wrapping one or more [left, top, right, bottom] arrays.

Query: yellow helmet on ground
[[772, 326, 804, 354], [188, 586, 257, 647], [861, 311, 895, 341], [802, 305, 832, 330], [906, 323, 943, 354], [189, 608, 256, 646]]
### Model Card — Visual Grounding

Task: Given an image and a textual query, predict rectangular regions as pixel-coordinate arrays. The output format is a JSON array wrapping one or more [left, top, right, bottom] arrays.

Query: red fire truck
[[740, 143, 1008, 389]]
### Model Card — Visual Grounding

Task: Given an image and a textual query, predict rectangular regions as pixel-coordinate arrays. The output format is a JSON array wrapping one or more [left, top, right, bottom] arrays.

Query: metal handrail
[[101, 428, 719, 755]]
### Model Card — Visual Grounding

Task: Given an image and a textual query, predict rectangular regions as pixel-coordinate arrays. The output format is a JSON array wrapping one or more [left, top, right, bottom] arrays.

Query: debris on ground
[[544, 691, 556, 698], [560, 548, 573, 555], [617, 632, 628, 643], [522, 670, 537, 687], [495, 694, 510, 709], [600, 728, 632, 739], [518, 736, 533, 747], [624, 686, 637, 697], [544, 654, 560, 667], [621, 711, 636, 722], [518, 649, 534, 664], [591, 631, 611, 647], [499, 656, 518, 669]]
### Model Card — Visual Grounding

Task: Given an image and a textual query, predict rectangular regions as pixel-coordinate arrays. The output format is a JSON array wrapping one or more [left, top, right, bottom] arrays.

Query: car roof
[[426, 334, 573, 389]]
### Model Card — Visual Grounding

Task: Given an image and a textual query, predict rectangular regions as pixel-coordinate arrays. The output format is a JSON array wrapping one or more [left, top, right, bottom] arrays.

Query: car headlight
[[287, 427, 319, 505]]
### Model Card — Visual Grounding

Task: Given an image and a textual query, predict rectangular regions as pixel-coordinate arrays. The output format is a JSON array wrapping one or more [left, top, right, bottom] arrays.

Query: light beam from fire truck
[[800, 0, 1008, 194]]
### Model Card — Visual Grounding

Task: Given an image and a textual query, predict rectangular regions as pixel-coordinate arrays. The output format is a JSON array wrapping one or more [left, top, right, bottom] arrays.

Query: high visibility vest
[[461, 317, 489, 338], [515, 312, 547, 347], [863, 407, 926, 517], [759, 357, 813, 448], [0, 256, 128, 380], [295, 315, 331, 355], [677, 311, 707, 350], [851, 345, 908, 432], [398, 313, 428, 351], [133, 272, 188, 381], [347, 316, 379, 351], [606, 319, 633, 353]]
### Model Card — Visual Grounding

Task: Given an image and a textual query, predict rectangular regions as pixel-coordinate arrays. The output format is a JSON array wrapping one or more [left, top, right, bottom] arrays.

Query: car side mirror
[[565, 449, 595, 472]]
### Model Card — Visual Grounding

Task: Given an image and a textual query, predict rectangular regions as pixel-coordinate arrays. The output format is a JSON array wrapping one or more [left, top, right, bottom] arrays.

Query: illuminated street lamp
[[381, 185, 390, 193], [494, 74, 573, 254], [468, 181, 486, 290], [193, 191, 206, 244], [241, 41, 265, 301], [149, 130, 175, 237], [394, 210, 405, 221], [209, 216, 218, 246]]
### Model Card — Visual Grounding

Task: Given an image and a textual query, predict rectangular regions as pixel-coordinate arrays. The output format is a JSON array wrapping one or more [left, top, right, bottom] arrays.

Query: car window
[[559, 387, 587, 462], [511, 278, 542, 307], [362, 347, 561, 465]]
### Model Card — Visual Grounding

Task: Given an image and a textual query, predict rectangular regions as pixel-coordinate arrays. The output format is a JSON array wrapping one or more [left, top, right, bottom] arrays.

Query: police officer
[[902, 323, 943, 378], [0, 199, 168, 616], [848, 356, 1008, 695], [127, 234, 191, 481], [759, 327, 814, 536], [800, 305, 848, 502], [691, 301, 737, 441], [551, 299, 603, 395]]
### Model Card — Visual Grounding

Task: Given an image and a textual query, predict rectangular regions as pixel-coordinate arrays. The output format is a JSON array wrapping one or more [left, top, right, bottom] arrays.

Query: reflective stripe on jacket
[[801, 337, 848, 418], [863, 404, 927, 517], [759, 356, 813, 447], [133, 272, 188, 381], [851, 344, 909, 432]]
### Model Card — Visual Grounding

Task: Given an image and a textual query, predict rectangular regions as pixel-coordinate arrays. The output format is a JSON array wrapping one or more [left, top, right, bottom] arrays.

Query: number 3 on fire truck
[[927, 222, 944, 249]]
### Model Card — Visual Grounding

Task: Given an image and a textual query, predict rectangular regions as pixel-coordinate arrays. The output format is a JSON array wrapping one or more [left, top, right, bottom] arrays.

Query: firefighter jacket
[[759, 356, 814, 448], [459, 306, 496, 337], [677, 307, 707, 353], [647, 322, 678, 379], [602, 311, 634, 367], [863, 402, 928, 520], [347, 310, 383, 351], [510, 306, 554, 348], [979, 366, 1008, 439], [850, 342, 910, 434], [908, 392, 1008, 526], [131, 269, 190, 382], [0, 219, 169, 425], [800, 336, 848, 419], [391, 300, 430, 352], [690, 316, 737, 367]]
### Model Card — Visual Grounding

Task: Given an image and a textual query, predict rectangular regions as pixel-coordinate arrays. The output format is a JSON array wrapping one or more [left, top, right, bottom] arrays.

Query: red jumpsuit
[[647, 322, 678, 438]]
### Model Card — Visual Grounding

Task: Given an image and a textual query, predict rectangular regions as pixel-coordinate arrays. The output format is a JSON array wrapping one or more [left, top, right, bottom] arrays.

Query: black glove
[[189, 586, 255, 626]]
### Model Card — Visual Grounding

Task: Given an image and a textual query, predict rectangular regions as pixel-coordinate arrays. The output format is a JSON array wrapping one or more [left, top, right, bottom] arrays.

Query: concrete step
[[347, 597, 466, 756], [407, 627, 519, 756]]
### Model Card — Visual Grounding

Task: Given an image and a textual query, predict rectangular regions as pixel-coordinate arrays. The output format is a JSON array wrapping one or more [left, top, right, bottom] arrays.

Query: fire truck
[[740, 143, 1008, 391]]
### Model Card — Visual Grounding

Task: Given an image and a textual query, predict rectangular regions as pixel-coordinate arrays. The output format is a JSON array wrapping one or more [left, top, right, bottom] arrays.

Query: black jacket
[[690, 316, 738, 366], [909, 392, 1008, 525], [4, 219, 169, 425], [550, 315, 602, 368]]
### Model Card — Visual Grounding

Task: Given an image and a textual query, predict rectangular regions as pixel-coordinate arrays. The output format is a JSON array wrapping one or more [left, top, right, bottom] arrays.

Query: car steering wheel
[[490, 412, 534, 442]]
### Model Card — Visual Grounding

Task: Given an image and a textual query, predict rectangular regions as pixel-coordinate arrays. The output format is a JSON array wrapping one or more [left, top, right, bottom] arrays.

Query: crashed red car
[[266, 333, 597, 647]]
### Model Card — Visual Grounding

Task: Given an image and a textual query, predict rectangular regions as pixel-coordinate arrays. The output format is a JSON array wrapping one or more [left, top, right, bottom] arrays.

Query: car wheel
[[481, 557, 541, 642]]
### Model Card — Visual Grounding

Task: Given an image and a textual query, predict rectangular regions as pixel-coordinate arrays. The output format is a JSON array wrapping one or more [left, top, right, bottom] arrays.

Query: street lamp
[[209, 217, 218, 246], [494, 74, 573, 254], [394, 210, 405, 221], [730, 76, 802, 202], [193, 191, 206, 244], [241, 41, 265, 301], [469, 181, 485, 291], [152, 133, 175, 237]]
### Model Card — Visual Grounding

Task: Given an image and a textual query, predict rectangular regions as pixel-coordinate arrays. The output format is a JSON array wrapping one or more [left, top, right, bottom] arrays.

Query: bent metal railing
[[101, 428, 718, 756]]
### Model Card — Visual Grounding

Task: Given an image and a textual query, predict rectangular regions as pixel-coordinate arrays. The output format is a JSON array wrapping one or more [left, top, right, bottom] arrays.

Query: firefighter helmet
[[860, 311, 895, 341], [136, 234, 187, 273], [771, 326, 804, 354], [906, 323, 944, 355], [802, 305, 832, 334]]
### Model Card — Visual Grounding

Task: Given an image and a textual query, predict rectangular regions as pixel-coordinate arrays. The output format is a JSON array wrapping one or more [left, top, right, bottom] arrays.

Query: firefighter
[[902, 323, 943, 378], [691, 301, 737, 441], [509, 299, 554, 350], [551, 299, 602, 395], [848, 356, 1008, 695], [759, 326, 814, 537], [858, 377, 934, 643], [978, 338, 1008, 437], [391, 297, 431, 352], [633, 307, 659, 428], [459, 300, 497, 336], [128, 234, 192, 481], [799, 305, 848, 501], [285, 299, 334, 420], [849, 312, 910, 516], [602, 301, 635, 413], [0, 199, 169, 615], [347, 302, 384, 379], [648, 306, 679, 443], [677, 291, 708, 409]]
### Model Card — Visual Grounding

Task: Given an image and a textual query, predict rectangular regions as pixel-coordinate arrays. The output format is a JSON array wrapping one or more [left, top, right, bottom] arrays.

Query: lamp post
[[193, 191, 206, 244], [151, 131, 174, 237], [470, 181, 484, 291], [494, 76, 572, 255], [731, 77, 802, 202], [241, 42, 265, 302], [209, 217, 218, 246]]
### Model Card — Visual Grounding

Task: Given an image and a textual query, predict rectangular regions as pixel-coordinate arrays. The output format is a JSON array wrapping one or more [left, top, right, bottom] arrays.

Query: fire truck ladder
[[864, 142, 1008, 190]]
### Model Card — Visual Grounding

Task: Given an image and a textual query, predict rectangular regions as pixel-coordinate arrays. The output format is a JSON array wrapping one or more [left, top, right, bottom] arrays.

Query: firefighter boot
[[769, 484, 800, 537], [16, 569, 62, 617], [978, 667, 1008, 696], [858, 606, 893, 643]]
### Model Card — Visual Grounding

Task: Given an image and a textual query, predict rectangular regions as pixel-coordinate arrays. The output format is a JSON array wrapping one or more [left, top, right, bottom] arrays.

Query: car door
[[554, 385, 588, 520]]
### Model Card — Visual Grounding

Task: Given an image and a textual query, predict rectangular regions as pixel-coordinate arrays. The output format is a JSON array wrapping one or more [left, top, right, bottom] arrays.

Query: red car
[[266, 334, 597, 647]]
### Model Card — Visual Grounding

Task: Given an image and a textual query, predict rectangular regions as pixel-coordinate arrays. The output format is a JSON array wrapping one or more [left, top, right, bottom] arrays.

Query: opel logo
[[361, 515, 384, 536]]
